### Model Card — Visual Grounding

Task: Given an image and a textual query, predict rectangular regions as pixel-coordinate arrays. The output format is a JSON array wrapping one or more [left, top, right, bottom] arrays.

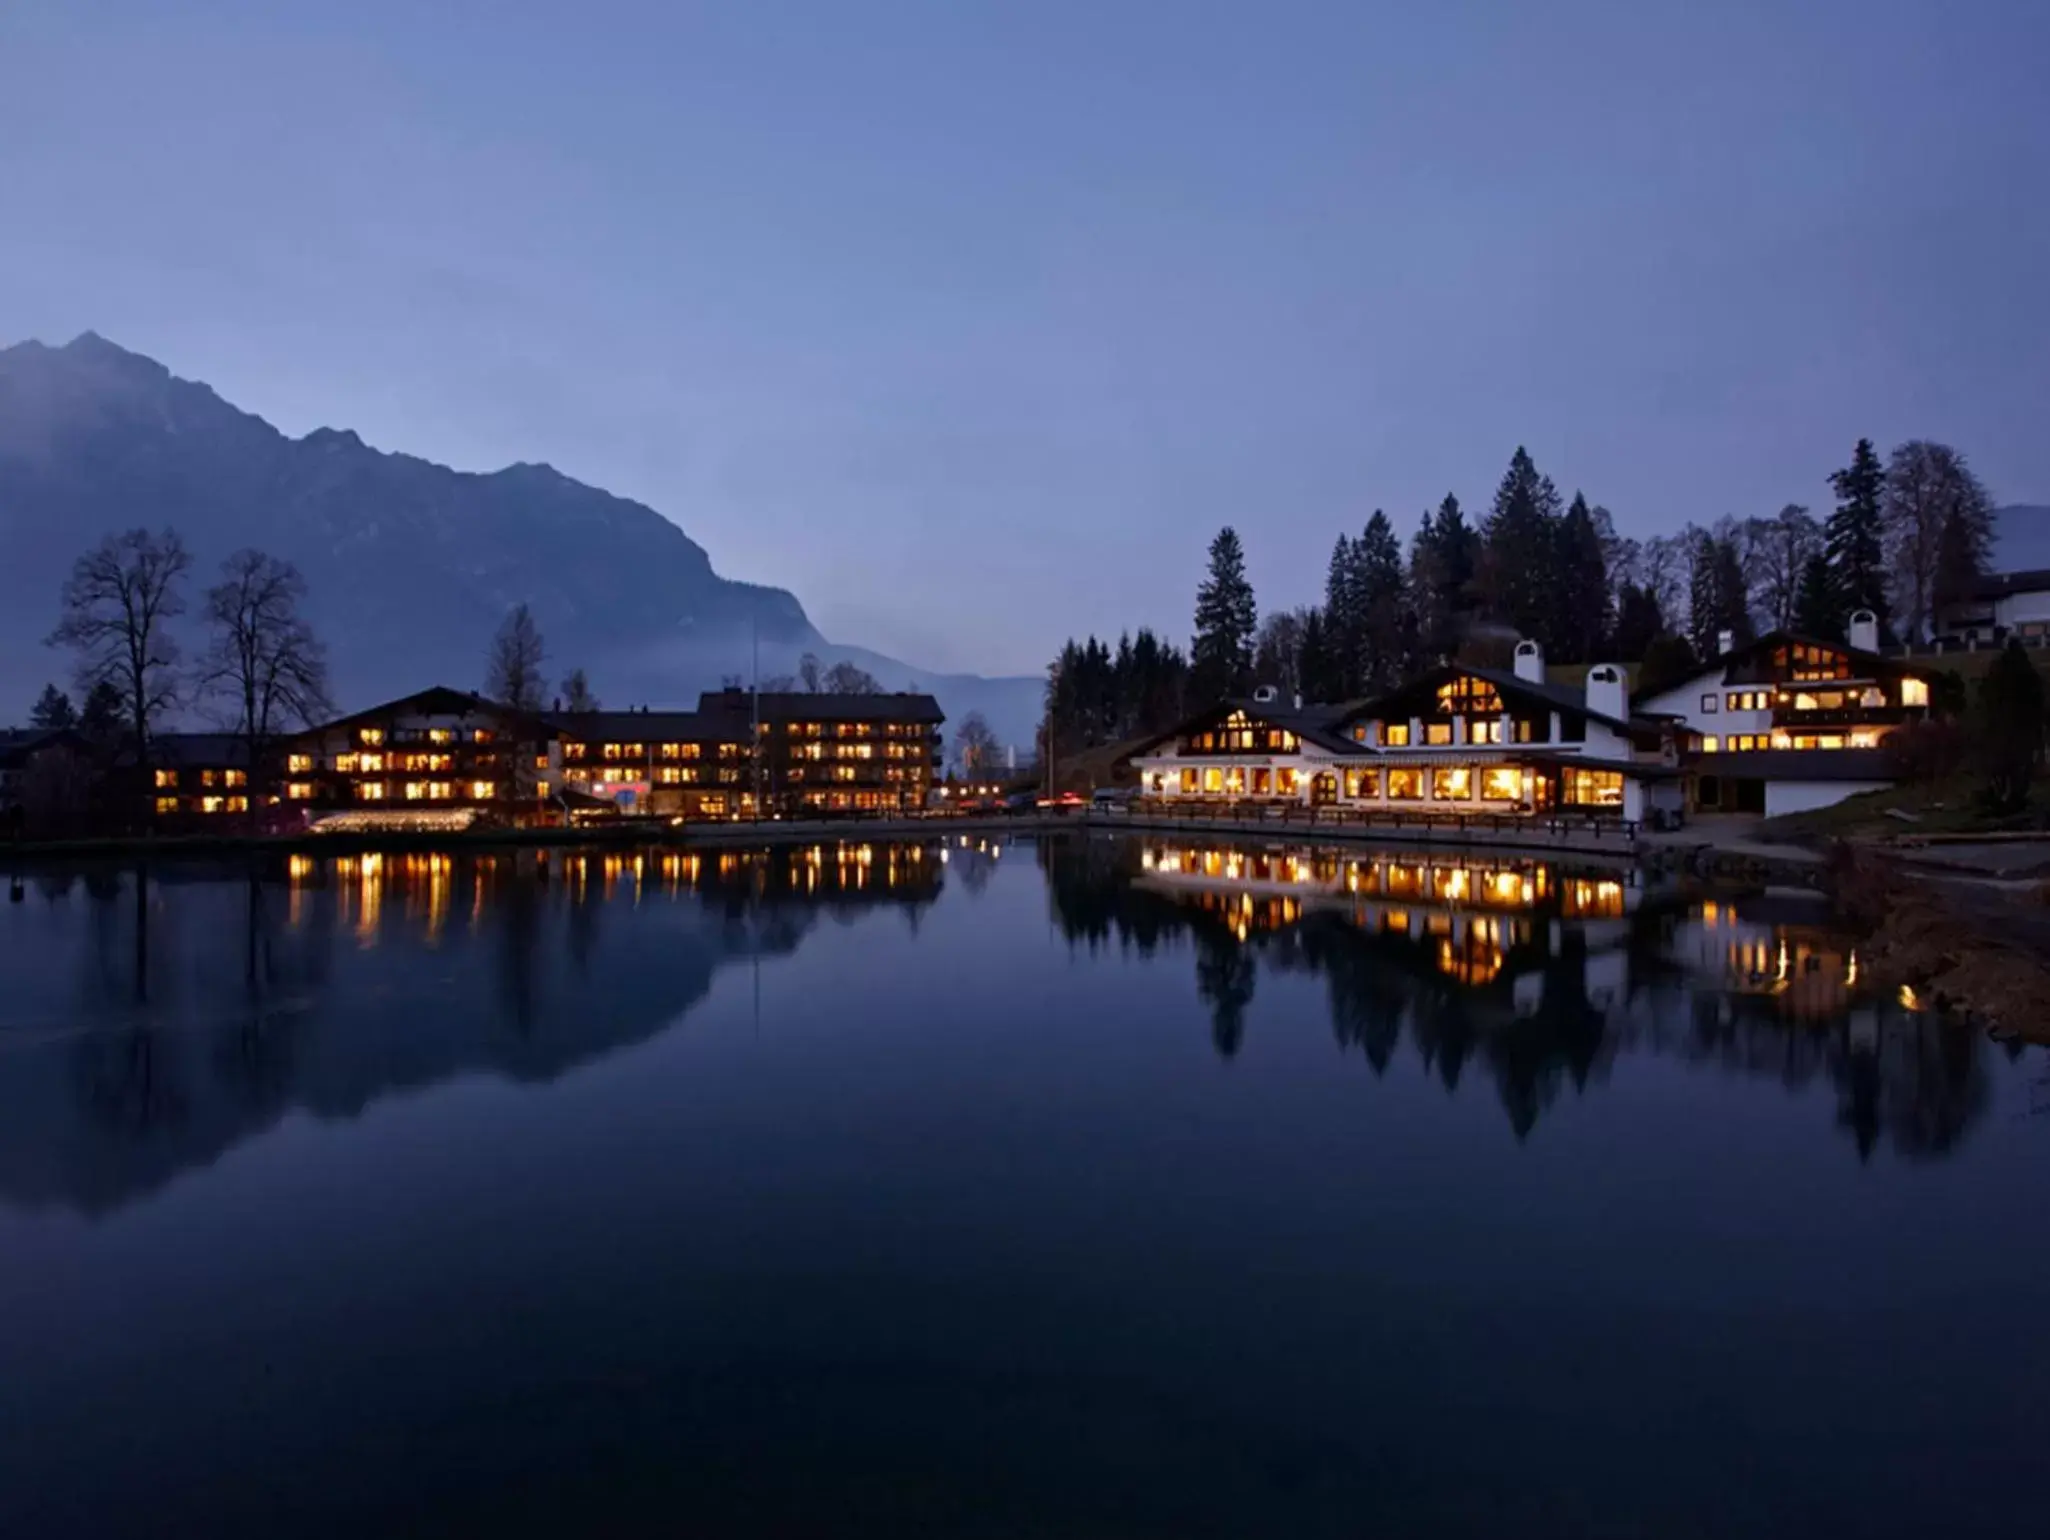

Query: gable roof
[[1125, 697, 1371, 760], [1339, 663, 1654, 738], [549, 709, 734, 743], [298, 686, 568, 741], [1630, 631, 1917, 707], [149, 732, 253, 769]]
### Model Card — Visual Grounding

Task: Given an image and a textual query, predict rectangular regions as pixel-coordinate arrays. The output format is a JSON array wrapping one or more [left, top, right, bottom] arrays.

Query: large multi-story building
[[556, 690, 946, 818], [278, 686, 566, 828], [147, 733, 256, 825]]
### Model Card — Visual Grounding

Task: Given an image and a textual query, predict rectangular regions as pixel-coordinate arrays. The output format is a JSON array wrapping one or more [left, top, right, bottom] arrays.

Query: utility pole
[[751, 611, 763, 822]]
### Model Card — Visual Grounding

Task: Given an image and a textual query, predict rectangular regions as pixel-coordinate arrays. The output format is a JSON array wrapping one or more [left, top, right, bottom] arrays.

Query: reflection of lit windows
[[1387, 769, 1423, 801], [1480, 767, 1521, 801]]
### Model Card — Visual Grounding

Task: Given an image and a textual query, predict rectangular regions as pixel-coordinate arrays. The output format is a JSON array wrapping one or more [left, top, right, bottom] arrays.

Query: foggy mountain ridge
[[0, 333, 1042, 746]]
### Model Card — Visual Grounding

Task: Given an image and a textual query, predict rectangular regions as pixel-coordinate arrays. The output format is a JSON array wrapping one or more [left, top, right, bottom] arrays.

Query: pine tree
[[1611, 583, 1664, 660], [1353, 510, 1408, 689], [29, 684, 76, 730], [1479, 448, 1564, 648], [1792, 553, 1840, 637], [1323, 534, 1361, 696], [1190, 527, 1258, 701], [1298, 608, 1343, 703], [1409, 493, 1477, 663], [1975, 641, 2044, 814], [1554, 492, 1612, 662], [1826, 438, 1889, 639], [1685, 526, 1753, 657]]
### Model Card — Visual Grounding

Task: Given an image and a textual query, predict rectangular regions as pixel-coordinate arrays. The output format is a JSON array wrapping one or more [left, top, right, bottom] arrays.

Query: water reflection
[[1044, 836, 1991, 1158], [0, 844, 943, 1216]]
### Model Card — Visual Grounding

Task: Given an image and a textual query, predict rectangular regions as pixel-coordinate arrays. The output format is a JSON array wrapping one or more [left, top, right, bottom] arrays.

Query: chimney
[[1252, 683, 1279, 704], [1584, 663, 1627, 723], [1512, 639, 1545, 684], [1293, 691, 1303, 710], [1716, 629, 1734, 658], [1848, 609, 1879, 653]]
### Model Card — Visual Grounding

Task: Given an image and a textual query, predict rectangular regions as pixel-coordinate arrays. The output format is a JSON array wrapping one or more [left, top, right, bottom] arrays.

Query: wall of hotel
[[1136, 750, 1642, 819], [285, 709, 560, 811]]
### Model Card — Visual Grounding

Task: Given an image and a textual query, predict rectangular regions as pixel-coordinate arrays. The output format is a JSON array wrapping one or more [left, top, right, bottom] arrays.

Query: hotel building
[[1632, 613, 1931, 816], [1129, 641, 1680, 825]]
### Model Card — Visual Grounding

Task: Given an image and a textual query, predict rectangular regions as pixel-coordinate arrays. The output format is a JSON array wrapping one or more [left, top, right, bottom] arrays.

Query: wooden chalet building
[[1129, 642, 1681, 825], [1632, 614, 1932, 816], [147, 733, 257, 826], [277, 686, 566, 829]]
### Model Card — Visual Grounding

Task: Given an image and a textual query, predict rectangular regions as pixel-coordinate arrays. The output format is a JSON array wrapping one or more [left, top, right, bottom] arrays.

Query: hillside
[[0, 334, 1041, 743]]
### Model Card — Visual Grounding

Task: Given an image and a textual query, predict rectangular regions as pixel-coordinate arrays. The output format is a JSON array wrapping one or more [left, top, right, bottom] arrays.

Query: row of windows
[[154, 768, 248, 789], [155, 795, 249, 815], [351, 781, 498, 802], [1702, 730, 1882, 753], [1173, 765, 1543, 803]]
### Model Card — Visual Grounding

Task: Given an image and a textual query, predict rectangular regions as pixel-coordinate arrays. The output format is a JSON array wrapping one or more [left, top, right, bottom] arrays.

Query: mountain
[[0, 333, 1042, 745], [1993, 505, 2050, 571]]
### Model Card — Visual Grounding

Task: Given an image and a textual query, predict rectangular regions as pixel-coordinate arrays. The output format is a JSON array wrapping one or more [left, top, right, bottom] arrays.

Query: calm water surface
[[0, 835, 2044, 1538]]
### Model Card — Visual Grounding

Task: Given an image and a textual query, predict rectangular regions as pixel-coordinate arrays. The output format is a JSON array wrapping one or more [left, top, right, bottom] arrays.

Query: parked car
[[1090, 786, 1133, 812], [1003, 790, 1041, 813]]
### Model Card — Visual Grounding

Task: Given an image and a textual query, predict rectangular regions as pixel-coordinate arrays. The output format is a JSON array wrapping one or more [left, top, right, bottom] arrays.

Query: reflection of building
[[1128, 642, 1681, 824], [1633, 617, 1931, 817], [0, 841, 945, 1217]]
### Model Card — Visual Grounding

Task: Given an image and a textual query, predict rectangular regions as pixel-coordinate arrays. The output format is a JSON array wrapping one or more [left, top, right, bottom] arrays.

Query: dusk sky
[[4, 0, 2047, 677]]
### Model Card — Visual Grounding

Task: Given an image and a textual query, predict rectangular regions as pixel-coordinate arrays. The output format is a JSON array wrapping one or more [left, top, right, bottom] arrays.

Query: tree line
[[1044, 437, 2001, 757]]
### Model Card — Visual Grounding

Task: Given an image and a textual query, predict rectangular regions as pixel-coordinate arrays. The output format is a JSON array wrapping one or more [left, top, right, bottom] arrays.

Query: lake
[[0, 835, 2044, 1538]]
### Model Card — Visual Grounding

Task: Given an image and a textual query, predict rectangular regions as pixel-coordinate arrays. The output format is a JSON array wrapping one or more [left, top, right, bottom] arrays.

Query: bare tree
[[823, 660, 883, 695], [1633, 534, 1689, 637], [46, 528, 192, 759], [560, 667, 599, 713], [1742, 504, 1822, 634], [1252, 609, 1310, 698], [798, 652, 824, 694], [200, 550, 333, 804], [954, 711, 999, 775], [486, 603, 548, 711], [1885, 441, 1994, 643]]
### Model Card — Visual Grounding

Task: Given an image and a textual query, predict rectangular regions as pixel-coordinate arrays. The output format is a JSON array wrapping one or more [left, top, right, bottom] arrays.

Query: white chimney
[[1252, 683, 1278, 704], [1716, 629, 1734, 658], [1512, 639, 1545, 683], [1584, 663, 1627, 723], [1848, 609, 1878, 653]]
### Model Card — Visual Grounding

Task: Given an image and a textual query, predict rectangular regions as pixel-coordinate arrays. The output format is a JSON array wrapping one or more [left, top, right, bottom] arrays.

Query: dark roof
[[1340, 663, 1657, 738], [302, 685, 567, 741], [0, 727, 82, 767], [1123, 697, 1372, 760], [696, 689, 944, 725], [550, 710, 733, 742], [1630, 631, 1915, 707], [1958, 568, 2050, 602], [1690, 748, 1896, 782], [150, 732, 253, 768]]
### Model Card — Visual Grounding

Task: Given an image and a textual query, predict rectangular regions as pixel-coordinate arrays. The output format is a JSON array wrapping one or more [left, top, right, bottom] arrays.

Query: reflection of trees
[[0, 841, 946, 1217], [1041, 834, 1995, 1158]]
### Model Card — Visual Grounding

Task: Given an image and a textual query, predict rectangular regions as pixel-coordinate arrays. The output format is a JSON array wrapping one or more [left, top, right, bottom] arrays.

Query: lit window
[[287, 754, 313, 773], [1344, 768, 1379, 799], [1425, 723, 1453, 746], [359, 728, 385, 746], [1431, 767, 1470, 801], [1274, 768, 1298, 796], [1563, 768, 1625, 807], [224, 769, 246, 788], [1701, 735, 1720, 752], [1470, 719, 1505, 744], [356, 782, 386, 801], [1850, 729, 1881, 749], [1383, 723, 1410, 747], [1901, 677, 1929, 708], [472, 729, 494, 744], [336, 754, 360, 773], [154, 769, 177, 789], [1201, 768, 1223, 794], [403, 781, 426, 800], [1387, 768, 1423, 801], [359, 754, 384, 773], [469, 781, 495, 800], [536, 781, 550, 798], [225, 796, 248, 813], [428, 728, 454, 745], [200, 796, 225, 814], [201, 769, 219, 788], [286, 782, 314, 800], [1480, 767, 1521, 801], [155, 796, 179, 814]]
